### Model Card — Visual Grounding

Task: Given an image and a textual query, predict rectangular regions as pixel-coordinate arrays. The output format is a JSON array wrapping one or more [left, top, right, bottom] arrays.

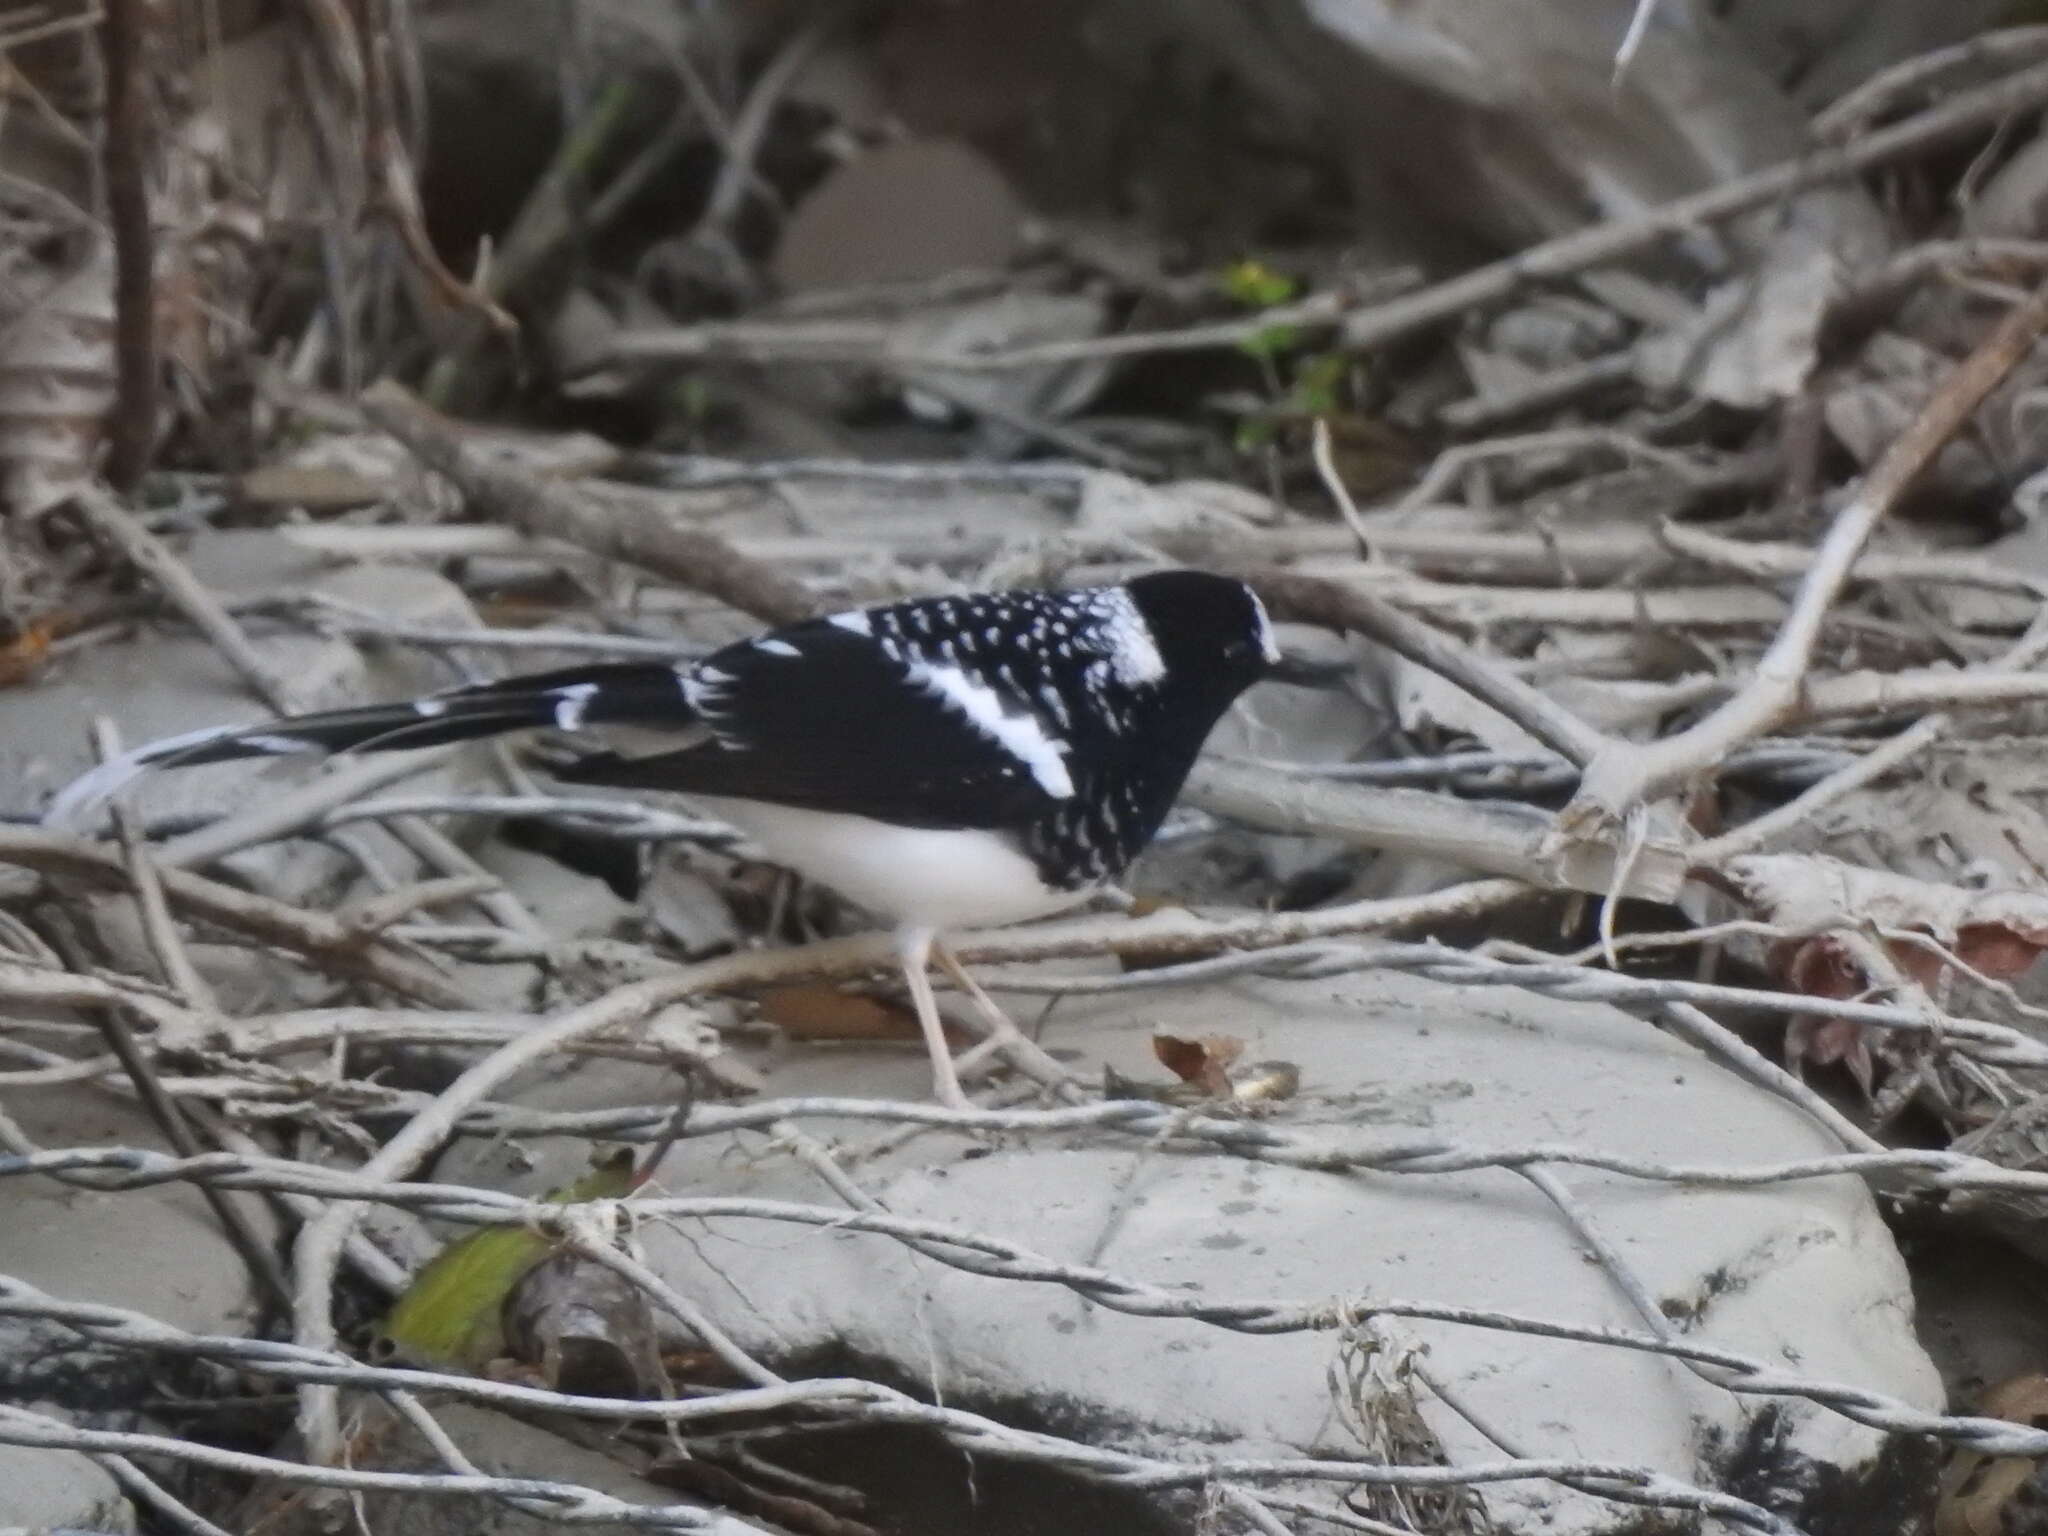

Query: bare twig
[[1658, 518, 2046, 596], [1223, 564, 1615, 765], [158, 750, 461, 868], [82, 723, 293, 1313], [1437, 351, 1637, 433], [0, 825, 480, 1008], [360, 381, 819, 626], [1562, 270, 2048, 837], [693, 18, 828, 240], [1611, 0, 1664, 85], [71, 487, 301, 712], [1310, 418, 1372, 556], [1798, 667, 2048, 721], [97, 0, 154, 488], [595, 284, 1398, 374], [94, 720, 216, 1013], [1691, 717, 1944, 864], [1814, 26, 2048, 139], [1185, 760, 1685, 901], [344, 0, 514, 335], [1393, 428, 1710, 514], [1338, 57, 2048, 350]]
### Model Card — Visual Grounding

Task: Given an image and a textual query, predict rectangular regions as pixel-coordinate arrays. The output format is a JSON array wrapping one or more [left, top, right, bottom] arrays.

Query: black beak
[[1265, 650, 1353, 689]]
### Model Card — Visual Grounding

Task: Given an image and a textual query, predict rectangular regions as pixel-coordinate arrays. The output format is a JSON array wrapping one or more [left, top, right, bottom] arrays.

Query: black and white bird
[[48, 569, 1281, 1108]]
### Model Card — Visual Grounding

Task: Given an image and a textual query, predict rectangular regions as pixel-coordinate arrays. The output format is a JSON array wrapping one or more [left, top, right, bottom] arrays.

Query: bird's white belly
[[692, 796, 1086, 931]]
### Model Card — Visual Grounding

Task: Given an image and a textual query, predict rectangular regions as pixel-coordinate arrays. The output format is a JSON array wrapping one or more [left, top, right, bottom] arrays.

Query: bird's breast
[[692, 795, 1090, 931]]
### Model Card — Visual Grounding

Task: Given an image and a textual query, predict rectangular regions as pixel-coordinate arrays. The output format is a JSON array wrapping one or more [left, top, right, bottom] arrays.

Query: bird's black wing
[[558, 615, 1072, 831]]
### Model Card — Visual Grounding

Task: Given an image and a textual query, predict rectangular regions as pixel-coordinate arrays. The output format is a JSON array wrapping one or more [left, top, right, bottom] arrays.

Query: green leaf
[[1234, 416, 1277, 454], [376, 1149, 638, 1372], [1218, 259, 1297, 310], [1239, 323, 1302, 360], [1289, 352, 1347, 415]]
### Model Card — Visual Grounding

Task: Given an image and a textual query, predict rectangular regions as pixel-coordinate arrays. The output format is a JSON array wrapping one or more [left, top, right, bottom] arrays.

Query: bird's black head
[[1123, 570, 1279, 699]]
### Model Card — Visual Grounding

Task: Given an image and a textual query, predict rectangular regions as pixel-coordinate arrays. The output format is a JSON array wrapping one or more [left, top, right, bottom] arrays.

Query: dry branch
[[0, 826, 479, 1009], [72, 486, 303, 713], [1338, 57, 2048, 350], [1562, 270, 2048, 840], [1224, 564, 1615, 765], [1185, 761, 1685, 901], [97, 0, 154, 489], [360, 381, 819, 626]]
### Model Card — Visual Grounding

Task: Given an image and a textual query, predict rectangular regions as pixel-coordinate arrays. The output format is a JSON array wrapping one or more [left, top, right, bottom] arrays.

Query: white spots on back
[[906, 657, 1074, 799], [1038, 682, 1073, 731], [551, 682, 600, 730], [680, 664, 735, 730], [827, 609, 872, 636]]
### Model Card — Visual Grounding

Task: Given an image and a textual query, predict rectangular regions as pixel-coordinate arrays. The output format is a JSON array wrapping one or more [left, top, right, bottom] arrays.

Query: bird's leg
[[896, 926, 973, 1112]]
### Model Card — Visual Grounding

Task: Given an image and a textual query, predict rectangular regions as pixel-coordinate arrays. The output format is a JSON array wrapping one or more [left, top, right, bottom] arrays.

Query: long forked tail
[[43, 661, 694, 832]]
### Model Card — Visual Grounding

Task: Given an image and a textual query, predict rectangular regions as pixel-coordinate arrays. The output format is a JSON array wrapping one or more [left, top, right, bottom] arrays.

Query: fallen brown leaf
[[1153, 1032, 1245, 1098], [1936, 1373, 2048, 1536], [757, 981, 951, 1043], [0, 619, 54, 687]]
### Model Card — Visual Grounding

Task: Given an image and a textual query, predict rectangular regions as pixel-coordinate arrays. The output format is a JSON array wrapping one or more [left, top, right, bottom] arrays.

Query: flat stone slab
[[625, 965, 1943, 1532]]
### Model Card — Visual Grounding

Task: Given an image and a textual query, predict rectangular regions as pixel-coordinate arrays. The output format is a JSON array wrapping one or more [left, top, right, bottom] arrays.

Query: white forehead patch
[[1248, 589, 1280, 665], [1094, 589, 1165, 685], [827, 610, 872, 636], [908, 659, 1074, 799]]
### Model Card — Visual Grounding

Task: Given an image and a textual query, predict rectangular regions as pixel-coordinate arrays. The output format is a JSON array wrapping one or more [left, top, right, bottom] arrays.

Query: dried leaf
[[1937, 1373, 2048, 1536], [0, 618, 55, 687], [758, 982, 936, 1043], [1982, 1372, 2048, 1422], [501, 1250, 664, 1398], [1233, 1060, 1302, 1104], [1153, 1032, 1244, 1098], [1955, 922, 2048, 983]]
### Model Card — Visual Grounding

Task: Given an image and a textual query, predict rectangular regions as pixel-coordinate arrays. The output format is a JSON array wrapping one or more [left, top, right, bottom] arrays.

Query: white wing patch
[[753, 638, 802, 657], [827, 610, 872, 636], [551, 682, 600, 730], [907, 659, 1074, 799]]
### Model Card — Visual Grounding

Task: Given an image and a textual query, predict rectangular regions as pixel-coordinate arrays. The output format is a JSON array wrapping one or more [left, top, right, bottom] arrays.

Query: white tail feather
[[42, 723, 247, 833]]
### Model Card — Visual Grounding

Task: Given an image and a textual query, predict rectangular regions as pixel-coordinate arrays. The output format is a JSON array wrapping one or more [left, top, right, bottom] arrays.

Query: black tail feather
[[46, 661, 695, 830]]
